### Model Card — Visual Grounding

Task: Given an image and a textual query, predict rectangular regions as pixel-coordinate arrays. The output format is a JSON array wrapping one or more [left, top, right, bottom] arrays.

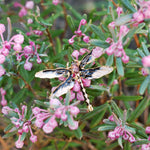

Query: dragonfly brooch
[[35, 50, 113, 111]]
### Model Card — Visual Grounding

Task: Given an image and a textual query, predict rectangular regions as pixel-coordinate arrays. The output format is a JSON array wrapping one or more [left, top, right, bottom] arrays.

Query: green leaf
[[80, 103, 108, 121], [90, 108, 107, 128], [118, 137, 123, 149], [38, 17, 52, 26], [142, 42, 150, 55], [34, 100, 49, 108], [125, 77, 145, 85], [114, 95, 143, 101], [74, 127, 83, 139], [139, 75, 150, 95], [64, 3, 82, 19], [90, 39, 110, 48], [90, 24, 105, 40], [3, 131, 17, 138], [65, 91, 71, 106], [106, 55, 114, 66], [21, 132, 26, 141], [124, 141, 131, 150], [128, 97, 150, 122], [67, 15, 76, 32], [4, 124, 14, 132], [133, 140, 150, 146], [89, 85, 109, 92], [120, 0, 136, 12], [116, 57, 124, 76], [111, 100, 123, 119], [97, 124, 116, 131], [115, 14, 133, 26], [137, 48, 145, 57]]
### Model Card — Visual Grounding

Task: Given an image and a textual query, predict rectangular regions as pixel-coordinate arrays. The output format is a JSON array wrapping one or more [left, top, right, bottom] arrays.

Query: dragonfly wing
[[51, 74, 75, 98], [79, 51, 96, 68], [80, 66, 113, 79], [35, 68, 70, 79]]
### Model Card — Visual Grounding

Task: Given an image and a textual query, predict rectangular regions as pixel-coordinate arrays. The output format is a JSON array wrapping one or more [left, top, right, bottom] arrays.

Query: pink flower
[[27, 18, 33, 24], [122, 55, 129, 63], [142, 55, 150, 67], [141, 68, 149, 76], [82, 78, 91, 87], [0, 65, 5, 77], [35, 119, 44, 128], [0, 54, 5, 64], [13, 44, 22, 52], [116, 7, 123, 17], [0, 24, 5, 34], [19, 7, 27, 17], [24, 45, 33, 54], [108, 115, 114, 121], [61, 113, 68, 121], [72, 50, 79, 60], [1, 99, 7, 106], [113, 79, 118, 85], [83, 36, 89, 43], [52, 0, 60, 5], [108, 22, 115, 29], [70, 106, 80, 116], [73, 81, 81, 92], [50, 98, 62, 108], [92, 47, 103, 58], [68, 38, 74, 45], [133, 11, 144, 23], [13, 34, 24, 44], [43, 123, 54, 134], [68, 120, 79, 130], [1, 106, 12, 115], [119, 25, 129, 37], [15, 135, 24, 148], [80, 19, 87, 25], [30, 135, 37, 143], [108, 131, 116, 140], [77, 91, 84, 101], [25, 1, 34, 9], [146, 127, 150, 134], [24, 61, 33, 71]]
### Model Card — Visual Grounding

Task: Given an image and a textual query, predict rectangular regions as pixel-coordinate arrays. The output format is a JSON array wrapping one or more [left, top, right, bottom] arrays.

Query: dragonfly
[[35, 50, 113, 111]]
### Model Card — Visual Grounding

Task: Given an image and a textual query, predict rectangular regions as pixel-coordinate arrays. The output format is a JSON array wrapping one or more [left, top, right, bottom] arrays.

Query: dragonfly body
[[35, 50, 113, 111]]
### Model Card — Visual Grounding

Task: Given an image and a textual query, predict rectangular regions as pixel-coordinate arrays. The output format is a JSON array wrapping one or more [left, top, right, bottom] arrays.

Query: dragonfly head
[[71, 62, 79, 74]]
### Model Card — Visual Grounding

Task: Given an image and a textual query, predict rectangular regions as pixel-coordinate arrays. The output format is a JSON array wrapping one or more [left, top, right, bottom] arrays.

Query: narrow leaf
[[133, 140, 150, 146], [80, 103, 108, 121], [21, 132, 26, 141], [98, 124, 116, 131], [90, 24, 105, 40], [4, 124, 14, 132], [3, 131, 17, 138], [120, 0, 136, 12], [128, 97, 150, 122], [118, 137, 123, 149], [139, 75, 150, 95], [67, 15, 76, 32], [74, 127, 83, 139], [137, 48, 145, 57], [114, 95, 143, 101], [65, 91, 71, 106], [116, 57, 124, 76], [106, 55, 114, 66], [111, 100, 123, 119], [90, 39, 110, 48], [142, 42, 150, 55]]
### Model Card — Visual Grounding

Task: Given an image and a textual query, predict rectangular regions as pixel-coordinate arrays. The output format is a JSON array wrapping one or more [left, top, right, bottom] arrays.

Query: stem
[[61, 0, 68, 39], [16, 72, 40, 99], [110, 0, 118, 8], [134, 34, 140, 47], [46, 28, 56, 55]]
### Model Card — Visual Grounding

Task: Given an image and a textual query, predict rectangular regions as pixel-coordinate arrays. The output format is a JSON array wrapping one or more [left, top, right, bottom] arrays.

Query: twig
[[134, 34, 140, 47], [110, 0, 118, 8], [16, 72, 41, 99], [61, 0, 68, 39], [46, 28, 56, 55]]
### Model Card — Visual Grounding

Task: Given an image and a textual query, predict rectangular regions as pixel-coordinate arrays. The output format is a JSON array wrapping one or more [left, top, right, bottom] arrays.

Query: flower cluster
[[0, 23, 25, 76], [103, 112, 136, 147], [140, 127, 150, 150], [0, 88, 7, 106], [106, 24, 129, 63], [16, 41, 42, 71], [14, 1, 34, 17], [32, 97, 80, 134], [133, 0, 150, 26], [2, 105, 37, 148], [26, 27, 43, 36], [68, 19, 89, 45], [141, 55, 150, 76]]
